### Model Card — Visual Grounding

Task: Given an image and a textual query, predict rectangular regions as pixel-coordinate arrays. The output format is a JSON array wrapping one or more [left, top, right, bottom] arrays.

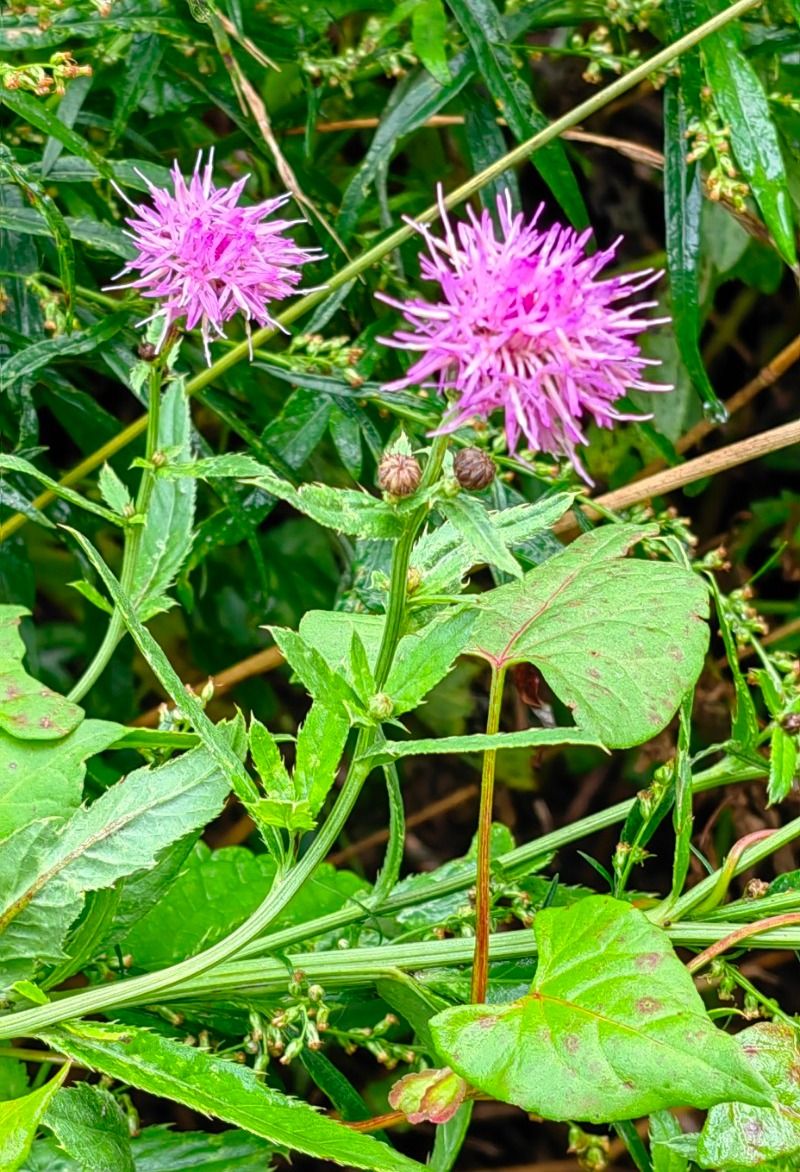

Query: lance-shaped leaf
[[130, 380, 196, 621], [431, 896, 772, 1122], [43, 1025, 424, 1172], [465, 524, 709, 747], [0, 607, 84, 742], [0, 739, 235, 987], [697, 1023, 800, 1169]]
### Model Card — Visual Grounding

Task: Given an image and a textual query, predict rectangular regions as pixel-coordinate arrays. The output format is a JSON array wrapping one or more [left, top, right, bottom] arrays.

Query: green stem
[[0, 0, 761, 544], [654, 812, 800, 924], [0, 761, 763, 1038], [0, 441, 446, 1041], [68, 362, 164, 703], [471, 665, 506, 1003]]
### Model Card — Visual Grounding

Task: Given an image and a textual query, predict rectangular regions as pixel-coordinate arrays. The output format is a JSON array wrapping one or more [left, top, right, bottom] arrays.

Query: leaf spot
[[635, 952, 662, 971], [635, 997, 661, 1015], [563, 1034, 580, 1054]]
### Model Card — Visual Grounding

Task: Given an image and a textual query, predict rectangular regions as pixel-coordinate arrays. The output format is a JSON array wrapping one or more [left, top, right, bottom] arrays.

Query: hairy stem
[[68, 361, 164, 702], [471, 665, 506, 1003], [0, 0, 761, 544]]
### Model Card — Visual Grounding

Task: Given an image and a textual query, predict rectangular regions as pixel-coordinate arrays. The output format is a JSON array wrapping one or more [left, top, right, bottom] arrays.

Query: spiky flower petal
[[378, 190, 670, 481], [110, 152, 319, 362]]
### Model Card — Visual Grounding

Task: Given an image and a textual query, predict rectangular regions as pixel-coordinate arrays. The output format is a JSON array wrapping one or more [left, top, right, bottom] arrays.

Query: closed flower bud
[[377, 452, 421, 497], [137, 341, 158, 361], [368, 692, 394, 721], [453, 447, 495, 490]]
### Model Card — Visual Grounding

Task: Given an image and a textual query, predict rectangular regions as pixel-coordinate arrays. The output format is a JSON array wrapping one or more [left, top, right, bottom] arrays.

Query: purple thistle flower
[[110, 151, 319, 362], [377, 190, 669, 482]]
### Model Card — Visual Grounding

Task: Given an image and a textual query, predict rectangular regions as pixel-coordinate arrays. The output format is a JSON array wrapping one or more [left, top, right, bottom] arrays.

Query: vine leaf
[[0, 607, 83, 742], [0, 717, 122, 840], [43, 1025, 425, 1172], [430, 896, 773, 1122], [465, 524, 710, 747], [697, 1022, 800, 1169]]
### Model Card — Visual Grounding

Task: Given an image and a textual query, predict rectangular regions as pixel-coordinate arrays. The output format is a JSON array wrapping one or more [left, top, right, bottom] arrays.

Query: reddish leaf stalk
[[471, 665, 507, 1003], [687, 911, 800, 974]]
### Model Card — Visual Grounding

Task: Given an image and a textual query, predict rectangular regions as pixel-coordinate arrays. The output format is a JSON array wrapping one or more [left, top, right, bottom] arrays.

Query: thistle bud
[[377, 452, 421, 497], [138, 341, 157, 361], [453, 447, 495, 490]]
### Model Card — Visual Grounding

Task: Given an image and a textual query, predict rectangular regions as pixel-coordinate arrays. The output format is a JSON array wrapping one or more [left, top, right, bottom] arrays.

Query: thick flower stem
[[68, 361, 164, 703], [471, 665, 506, 1004], [0, 439, 447, 1041]]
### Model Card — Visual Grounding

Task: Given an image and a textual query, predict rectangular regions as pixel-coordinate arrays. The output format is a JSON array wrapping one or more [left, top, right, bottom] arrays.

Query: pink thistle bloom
[[377, 190, 670, 482], [110, 151, 320, 362]]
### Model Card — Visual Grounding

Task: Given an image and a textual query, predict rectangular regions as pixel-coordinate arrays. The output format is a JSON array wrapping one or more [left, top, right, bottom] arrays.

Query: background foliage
[[1, 0, 800, 1168]]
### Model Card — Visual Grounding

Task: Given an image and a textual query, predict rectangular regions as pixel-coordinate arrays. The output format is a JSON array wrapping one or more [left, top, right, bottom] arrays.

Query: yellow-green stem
[[471, 665, 506, 1003]]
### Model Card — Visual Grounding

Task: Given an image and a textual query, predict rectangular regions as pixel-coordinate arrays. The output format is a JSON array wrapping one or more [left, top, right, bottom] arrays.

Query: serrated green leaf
[[0, 455, 123, 529], [768, 726, 798, 806], [410, 494, 574, 598], [123, 841, 364, 971], [269, 626, 366, 716], [0, 738, 235, 987], [249, 718, 292, 799], [43, 1084, 134, 1172], [0, 1067, 67, 1172], [439, 495, 522, 579], [431, 896, 773, 1122], [43, 1025, 423, 1171], [130, 380, 196, 620], [0, 606, 84, 742], [0, 717, 122, 840], [465, 524, 710, 747], [364, 725, 603, 764], [98, 464, 133, 516], [295, 702, 351, 816], [384, 607, 478, 713], [40, 74, 93, 178], [697, 1023, 800, 1169], [162, 453, 405, 539]]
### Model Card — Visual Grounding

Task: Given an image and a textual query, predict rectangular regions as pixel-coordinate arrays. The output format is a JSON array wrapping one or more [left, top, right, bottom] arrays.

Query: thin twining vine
[[0, 0, 762, 544]]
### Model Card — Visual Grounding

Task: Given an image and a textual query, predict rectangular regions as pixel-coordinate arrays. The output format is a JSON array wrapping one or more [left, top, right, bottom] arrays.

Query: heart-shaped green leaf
[[465, 524, 709, 747], [0, 607, 83, 742], [430, 896, 772, 1122]]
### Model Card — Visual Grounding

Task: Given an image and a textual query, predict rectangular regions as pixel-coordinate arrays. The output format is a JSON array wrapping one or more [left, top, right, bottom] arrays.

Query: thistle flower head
[[378, 190, 669, 481], [111, 151, 319, 362]]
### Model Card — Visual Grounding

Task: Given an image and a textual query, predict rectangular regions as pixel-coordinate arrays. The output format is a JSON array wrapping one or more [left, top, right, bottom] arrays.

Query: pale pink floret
[[110, 151, 319, 362], [377, 189, 670, 481]]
